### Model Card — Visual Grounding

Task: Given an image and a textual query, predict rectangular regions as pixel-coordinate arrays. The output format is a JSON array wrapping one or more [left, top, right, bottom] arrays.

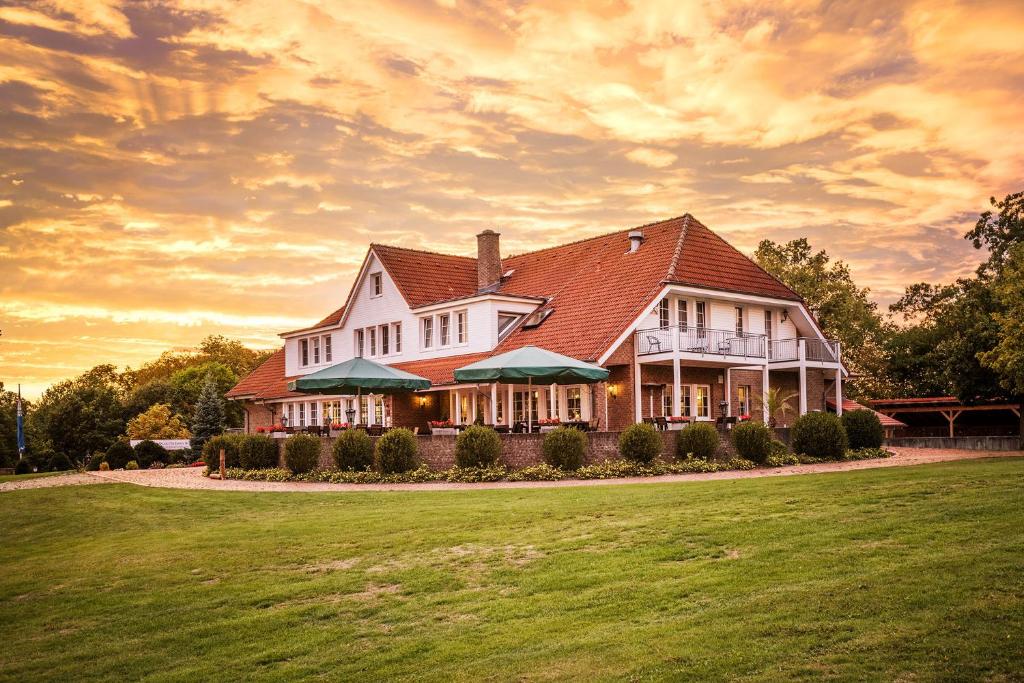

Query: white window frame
[[566, 387, 582, 421], [439, 313, 451, 347], [355, 329, 364, 358], [695, 385, 710, 419], [764, 310, 773, 359], [300, 339, 309, 367], [422, 317, 433, 349], [371, 272, 383, 297], [312, 336, 320, 365], [298, 402, 306, 427], [677, 299, 688, 329], [380, 324, 390, 356], [309, 401, 318, 426], [324, 334, 332, 363], [696, 301, 707, 338], [738, 385, 752, 416], [658, 298, 670, 329], [393, 323, 402, 354], [735, 306, 745, 337], [497, 312, 520, 339], [682, 385, 692, 416], [368, 327, 377, 356], [456, 310, 467, 345]]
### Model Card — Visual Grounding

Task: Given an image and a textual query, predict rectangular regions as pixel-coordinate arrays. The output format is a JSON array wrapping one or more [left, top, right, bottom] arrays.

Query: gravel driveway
[[0, 472, 111, 492], [78, 447, 1023, 493]]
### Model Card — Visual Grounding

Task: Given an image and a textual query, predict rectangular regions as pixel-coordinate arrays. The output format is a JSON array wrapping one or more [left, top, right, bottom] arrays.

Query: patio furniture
[[654, 416, 668, 431], [494, 425, 510, 434], [355, 423, 368, 431], [367, 425, 383, 436], [646, 335, 663, 353]]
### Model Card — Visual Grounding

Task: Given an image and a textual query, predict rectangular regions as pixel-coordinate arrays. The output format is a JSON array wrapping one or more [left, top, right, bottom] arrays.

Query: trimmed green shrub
[[202, 434, 245, 468], [46, 453, 74, 472], [842, 409, 885, 449], [618, 423, 661, 464], [542, 427, 586, 470], [676, 423, 720, 460], [731, 422, 772, 464], [333, 429, 374, 471], [375, 428, 417, 473], [284, 434, 321, 474], [166, 447, 192, 465], [239, 435, 279, 470], [791, 412, 848, 460], [133, 440, 169, 468], [455, 425, 502, 468], [86, 452, 105, 471], [125, 460, 139, 470], [15, 459, 32, 475], [105, 440, 135, 470], [769, 439, 790, 457]]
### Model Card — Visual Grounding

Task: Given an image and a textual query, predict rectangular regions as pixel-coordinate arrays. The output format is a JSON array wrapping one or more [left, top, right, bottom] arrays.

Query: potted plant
[[538, 417, 561, 433], [329, 422, 349, 437], [430, 419, 457, 436], [666, 416, 690, 430]]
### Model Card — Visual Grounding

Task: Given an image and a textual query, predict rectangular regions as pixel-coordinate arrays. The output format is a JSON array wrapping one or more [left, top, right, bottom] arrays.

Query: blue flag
[[16, 388, 25, 456]]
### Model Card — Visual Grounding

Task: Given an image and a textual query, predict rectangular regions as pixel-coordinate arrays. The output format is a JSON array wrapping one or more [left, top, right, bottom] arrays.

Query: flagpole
[[16, 383, 25, 459]]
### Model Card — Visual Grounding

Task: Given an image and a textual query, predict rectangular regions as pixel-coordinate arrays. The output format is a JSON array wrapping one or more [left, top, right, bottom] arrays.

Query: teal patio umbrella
[[454, 346, 609, 431], [289, 357, 431, 426]]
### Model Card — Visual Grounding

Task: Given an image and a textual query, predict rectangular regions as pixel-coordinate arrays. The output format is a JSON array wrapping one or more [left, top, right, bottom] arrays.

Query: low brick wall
[[886, 436, 1022, 451], [277, 428, 737, 472]]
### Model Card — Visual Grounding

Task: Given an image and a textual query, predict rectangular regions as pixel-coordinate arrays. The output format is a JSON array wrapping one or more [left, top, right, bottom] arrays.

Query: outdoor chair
[[355, 423, 368, 431], [646, 335, 663, 353], [654, 416, 668, 431], [367, 425, 383, 436]]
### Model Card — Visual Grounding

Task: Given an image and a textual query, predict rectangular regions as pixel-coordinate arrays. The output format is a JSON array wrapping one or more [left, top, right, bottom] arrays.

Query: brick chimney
[[476, 229, 502, 290]]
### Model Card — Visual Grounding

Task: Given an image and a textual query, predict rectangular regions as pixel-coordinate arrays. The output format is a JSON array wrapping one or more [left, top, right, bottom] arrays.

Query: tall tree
[[190, 376, 225, 456], [28, 365, 126, 464], [754, 238, 890, 398], [126, 403, 191, 440], [170, 361, 241, 427]]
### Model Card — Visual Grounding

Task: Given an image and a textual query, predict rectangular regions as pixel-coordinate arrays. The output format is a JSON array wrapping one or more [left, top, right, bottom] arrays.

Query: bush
[[731, 422, 772, 464], [284, 434, 321, 474], [791, 412, 848, 460], [618, 423, 661, 464], [676, 423, 719, 460], [86, 452, 105, 471], [842, 409, 885, 449], [455, 425, 502, 468], [14, 459, 32, 475], [104, 440, 135, 470], [542, 427, 586, 470], [166, 447, 193, 465], [133, 440, 169, 468], [239, 435, 279, 470], [769, 439, 790, 457], [332, 429, 374, 471], [99, 462, 110, 471], [202, 434, 245, 468], [375, 428, 417, 473], [46, 453, 74, 472], [125, 460, 139, 470]]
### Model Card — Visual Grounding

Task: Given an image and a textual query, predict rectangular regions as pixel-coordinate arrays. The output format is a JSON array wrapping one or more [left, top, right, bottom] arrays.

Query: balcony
[[769, 338, 840, 363], [636, 326, 766, 359]]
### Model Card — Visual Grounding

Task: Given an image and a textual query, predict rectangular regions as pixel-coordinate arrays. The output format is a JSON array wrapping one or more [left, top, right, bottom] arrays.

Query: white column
[[725, 369, 732, 417], [507, 383, 514, 425], [672, 354, 681, 417], [798, 339, 808, 415], [470, 388, 477, 423], [633, 355, 643, 424], [549, 384, 557, 420], [454, 388, 462, 424], [834, 370, 843, 416], [762, 363, 770, 423], [491, 383, 499, 425]]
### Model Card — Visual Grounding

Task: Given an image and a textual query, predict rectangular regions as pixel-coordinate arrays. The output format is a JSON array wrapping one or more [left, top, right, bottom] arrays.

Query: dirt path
[[80, 448, 1023, 493], [0, 472, 111, 492]]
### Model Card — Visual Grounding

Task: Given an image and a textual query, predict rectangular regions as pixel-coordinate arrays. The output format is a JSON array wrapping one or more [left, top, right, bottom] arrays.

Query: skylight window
[[521, 308, 553, 329]]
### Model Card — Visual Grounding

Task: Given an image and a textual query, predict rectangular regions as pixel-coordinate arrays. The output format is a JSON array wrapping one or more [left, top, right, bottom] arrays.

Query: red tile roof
[[391, 352, 492, 386], [827, 398, 907, 427], [230, 214, 806, 400], [225, 348, 287, 399]]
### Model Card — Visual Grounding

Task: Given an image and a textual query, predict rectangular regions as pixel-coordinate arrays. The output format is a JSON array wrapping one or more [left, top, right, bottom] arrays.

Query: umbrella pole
[[528, 377, 532, 433]]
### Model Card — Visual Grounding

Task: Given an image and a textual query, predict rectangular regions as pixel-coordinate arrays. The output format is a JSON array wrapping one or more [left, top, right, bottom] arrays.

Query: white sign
[[129, 439, 191, 451]]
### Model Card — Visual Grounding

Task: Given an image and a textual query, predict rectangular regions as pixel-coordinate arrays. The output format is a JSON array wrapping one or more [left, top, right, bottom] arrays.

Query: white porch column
[[490, 383, 498, 424], [762, 363, 770, 423], [672, 354, 682, 417], [633, 353, 643, 424], [507, 383, 514, 425], [549, 384, 557, 420], [454, 388, 462, 424], [470, 388, 477, 423], [725, 369, 732, 417], [834, 370, 843, 416], [798, 339, 808, 415]]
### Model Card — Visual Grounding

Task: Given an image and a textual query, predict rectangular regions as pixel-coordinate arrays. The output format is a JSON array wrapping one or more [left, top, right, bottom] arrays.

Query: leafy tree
[[28, 365, 125, 464], [123, 380, 177, 420], [980, 243, 1024, 395], [754, 238, 890, 398], [190, 376, 225, 455], [126, 403, 191, 440], [965, 191, 1024, 276]]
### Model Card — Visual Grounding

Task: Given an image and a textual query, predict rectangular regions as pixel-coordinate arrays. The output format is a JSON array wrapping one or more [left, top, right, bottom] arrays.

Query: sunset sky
[[1, 0, 1022, 398]]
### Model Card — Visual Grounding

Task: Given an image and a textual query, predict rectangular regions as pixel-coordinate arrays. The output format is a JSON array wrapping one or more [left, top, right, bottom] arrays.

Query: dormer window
[[522, 308, 553, 329], [497, 312, 521, 339], [371, 272, 383, 297]]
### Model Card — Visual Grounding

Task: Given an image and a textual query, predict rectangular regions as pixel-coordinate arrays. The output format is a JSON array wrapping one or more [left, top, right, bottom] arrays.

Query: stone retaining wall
[[280, 427, 738, 471], [885, 436, 1022, 451]]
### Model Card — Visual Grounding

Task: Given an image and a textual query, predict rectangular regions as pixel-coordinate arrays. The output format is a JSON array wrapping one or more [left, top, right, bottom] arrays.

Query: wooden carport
[[869, 397, 1021, 438]]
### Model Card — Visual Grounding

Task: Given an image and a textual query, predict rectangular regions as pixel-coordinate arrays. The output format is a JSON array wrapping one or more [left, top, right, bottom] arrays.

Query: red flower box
[[538, 418, 561, 426], [430, 420, 454, 428]]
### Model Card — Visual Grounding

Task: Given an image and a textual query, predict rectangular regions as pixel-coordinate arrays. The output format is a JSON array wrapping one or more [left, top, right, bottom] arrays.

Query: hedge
[[455, 426, 502, 468], [791, 412, 848, 460], [133, 440, 169, 468], [618, 423, 661, 464], [842, 409, 885, 449], [731, 422, 772, 464], [333, 429, 374, 471], [104, 440, 135, 470], [375, 428, 418, 473], [239, 434, 280, 470], [202, 434, 245, 468], [284, 434, 321, 474], [542, 427, 586, 470], [676, 423, 719, 460]]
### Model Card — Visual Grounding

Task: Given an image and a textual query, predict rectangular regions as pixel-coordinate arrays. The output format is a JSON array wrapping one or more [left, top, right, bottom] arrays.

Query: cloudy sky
[[1, 0, 1022, 397]]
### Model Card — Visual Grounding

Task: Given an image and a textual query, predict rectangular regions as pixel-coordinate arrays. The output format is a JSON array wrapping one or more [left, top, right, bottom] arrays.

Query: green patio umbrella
[[289, 357, 431, 426], [453, 346, 609, 431]]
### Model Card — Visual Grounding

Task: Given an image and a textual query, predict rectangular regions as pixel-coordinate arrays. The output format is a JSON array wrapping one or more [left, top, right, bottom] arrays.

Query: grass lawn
[[0, 470, 70, 483], [2, 459, 1022, 682]]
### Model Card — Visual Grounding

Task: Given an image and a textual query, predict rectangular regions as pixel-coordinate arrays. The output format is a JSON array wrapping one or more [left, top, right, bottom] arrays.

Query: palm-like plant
[[758, 387, 799, 428]]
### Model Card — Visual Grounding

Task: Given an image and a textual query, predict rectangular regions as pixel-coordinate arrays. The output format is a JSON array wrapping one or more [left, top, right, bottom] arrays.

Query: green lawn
[[2, 459, 1022, 682]]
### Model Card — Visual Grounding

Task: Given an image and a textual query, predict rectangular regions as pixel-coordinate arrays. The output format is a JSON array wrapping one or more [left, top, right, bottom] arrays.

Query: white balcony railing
[[768, 338, 840, 363], [636, 326, 766, 359]]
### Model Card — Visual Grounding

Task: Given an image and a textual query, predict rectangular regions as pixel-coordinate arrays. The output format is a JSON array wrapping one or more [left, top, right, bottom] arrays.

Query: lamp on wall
[[418, 395, 429, 408], [781, 310, 789, 322], [607, 382, 619, 399]]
